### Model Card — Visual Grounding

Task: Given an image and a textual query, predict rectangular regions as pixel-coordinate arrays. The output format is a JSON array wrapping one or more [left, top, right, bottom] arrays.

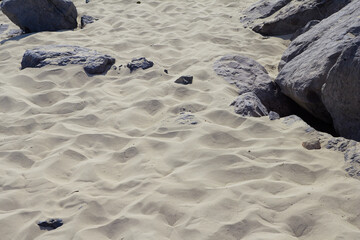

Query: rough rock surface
[[241, 0, 351, 35], [290, 20, 319, 40], [21, 45, 115, 75], [322, 37, 360, 141], [214, 54, 294, 116], [231, 92, 268, 117], [81, 15, 98, 29], [1, 0, 77, 33], [127, 57, 153, 73], [175, 75, 193, 85], [275, 0, 360, 140]]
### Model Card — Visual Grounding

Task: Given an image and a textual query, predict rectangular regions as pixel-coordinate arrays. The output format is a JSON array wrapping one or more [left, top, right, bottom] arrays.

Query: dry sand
[[0, 0, 360, 239]]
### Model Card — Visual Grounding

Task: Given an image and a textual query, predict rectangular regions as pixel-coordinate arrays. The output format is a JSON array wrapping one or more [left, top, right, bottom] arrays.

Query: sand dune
[[0, 0, 360, 239]]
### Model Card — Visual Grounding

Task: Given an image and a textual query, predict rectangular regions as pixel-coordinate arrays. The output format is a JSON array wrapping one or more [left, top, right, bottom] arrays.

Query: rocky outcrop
[[1, 0, 77, 33], [214, 55, 294, 117], [241, 0, 351, 35], [21, 45, 115, 75], [322, 37, 360, 141], [275, 0, 360, 140]]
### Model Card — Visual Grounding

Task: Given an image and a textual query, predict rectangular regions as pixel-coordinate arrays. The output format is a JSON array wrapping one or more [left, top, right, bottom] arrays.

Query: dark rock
[[1, 0, 78, 33], [21, 45, 115, 75], [164, 69, 168, 74], [302, 138, 321, 150], [231, 92, 268, 117], [275, 0, 360, 140], [37, 219, 63, 230], [214, 54, 294, 116], [175, 75, 193, 85], [321, 37, 360, 141], [242, 0, 351, 35], [268, 111, 280, 120], [127, 57, 153, 73], [81, 15, 98, 29], [85, 0, 90, 3], [290, 20, 320, 40]]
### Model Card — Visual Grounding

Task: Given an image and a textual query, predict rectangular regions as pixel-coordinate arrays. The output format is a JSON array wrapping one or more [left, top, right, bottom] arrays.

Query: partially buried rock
[[1, 0, 78, 33], [302, 138, 321, 150], [0, 24, 8, 35], [37, 218, 63, 231], [268, 111, 280, 120], [214, 54, 294, 117], [127, 57, 153, 73], [21, 45, 115, 75], [231, 92, 268, 117], [81, 15, 98, 29], [175, 75, 193, 85]]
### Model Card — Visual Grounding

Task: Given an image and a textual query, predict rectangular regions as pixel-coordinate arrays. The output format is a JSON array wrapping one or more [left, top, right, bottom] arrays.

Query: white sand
[[0, 0, 360, 239]]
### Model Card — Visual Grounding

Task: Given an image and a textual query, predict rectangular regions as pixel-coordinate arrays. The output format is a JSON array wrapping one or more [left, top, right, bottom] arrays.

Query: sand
[[0, 0, 360, 239]]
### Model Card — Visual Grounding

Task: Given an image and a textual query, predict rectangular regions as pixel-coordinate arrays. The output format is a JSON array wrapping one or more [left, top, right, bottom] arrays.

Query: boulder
[[322, 37, 360, 141], [213, 54, 294, 116], [231, 92, 268, 117], [1, 0, 77, 33], [275, 0, 360, 140], [21, 45, 115, 75], [241, 0, 351, 35], [290, 20, 320, 40]]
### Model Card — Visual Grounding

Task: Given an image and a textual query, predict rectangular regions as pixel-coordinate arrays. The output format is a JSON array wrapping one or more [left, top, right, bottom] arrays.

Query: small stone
[[302, 139, 321, 150], [136, 1, 141, 4], [81, 15, 98, 29], [85, 0, 90, 3], [127, 57, 154, 73], [269, 111, 280, 120], [37, 219, 63, 230], [175, 75, 193, 85], [164, 69, 168, 74]]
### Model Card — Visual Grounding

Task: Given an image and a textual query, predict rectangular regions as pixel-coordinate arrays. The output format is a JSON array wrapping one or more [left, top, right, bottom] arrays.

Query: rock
[[175, 75, 193, 85], [85, 0, 90, 3], [214, 54, 294, 116], [1, 0, 78, 33], [290, 20, 320, 40], [321, 37, 360, 141], [231, 92, 268, 117], [21, 45, 115, 75], [176, 112, 198, 125], [127, 57, 153, 73], [302, 138, 321, 150], [268, 111, 280, 120], [241, 0, 351, 35], [37, 219, 63, 230], [81, 15, 98, 29], [275, 0, 360, 140]]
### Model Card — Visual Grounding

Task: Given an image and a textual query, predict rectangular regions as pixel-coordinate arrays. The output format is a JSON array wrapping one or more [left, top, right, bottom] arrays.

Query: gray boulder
[[21, 45, 115, 75], [275, 0, 360, 140], [241, 0, 351, 35], [322, 37, 360, 141], [214, 54, 293, 116], [290, 20, 320, 40], [231, 92, 269, 117], [1, 0, 77, 33]]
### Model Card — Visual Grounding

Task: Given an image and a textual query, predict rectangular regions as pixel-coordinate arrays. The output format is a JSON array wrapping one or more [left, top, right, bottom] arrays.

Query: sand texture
[[0, 0, 360, 239]]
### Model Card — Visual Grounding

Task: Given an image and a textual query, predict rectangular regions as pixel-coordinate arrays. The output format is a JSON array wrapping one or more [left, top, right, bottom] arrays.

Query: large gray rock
[[213, 55, 293, 116], [21, 45, 115, 75], [1, 0, 77, 33], [322, 37, 360, 141], [241, 0, 351, 35], [275, 0, 360, 140]]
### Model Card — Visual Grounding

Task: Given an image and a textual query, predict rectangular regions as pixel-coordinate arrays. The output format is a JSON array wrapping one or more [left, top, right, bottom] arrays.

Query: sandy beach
[[0, 0, 360, 239]]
